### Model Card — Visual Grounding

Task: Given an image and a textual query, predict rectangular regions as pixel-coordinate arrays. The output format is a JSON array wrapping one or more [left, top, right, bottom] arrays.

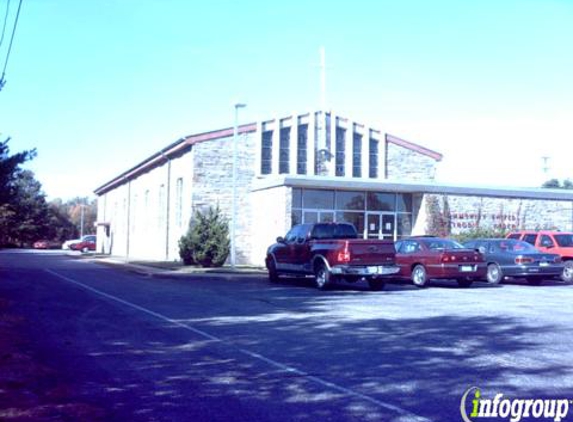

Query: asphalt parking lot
[[1, 250, 573, 422]]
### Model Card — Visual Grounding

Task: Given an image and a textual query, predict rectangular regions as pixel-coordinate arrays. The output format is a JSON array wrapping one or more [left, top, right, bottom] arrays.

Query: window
[[261, 130, 273, 174], [302, 189, 334, 209], [335, 127, 346, 176], [540, 235, 554, 248], [175, 178, 183, 228], [367, 192, 395, 211], [158, 184, 166, 228], [396, 194, 412, 212], [352, 133, 362, 177], [397, 214, 412, 239], [336, 191, 365, 210], [336, 211, 364, 236], [279, 127, 290, 174], [369, 138, 378, 178], [523, 234, 537, 245], [297, 124, 308, 175]]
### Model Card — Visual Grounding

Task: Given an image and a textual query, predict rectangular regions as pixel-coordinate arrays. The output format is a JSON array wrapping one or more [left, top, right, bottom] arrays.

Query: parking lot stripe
[[45, 269, 431, 422]]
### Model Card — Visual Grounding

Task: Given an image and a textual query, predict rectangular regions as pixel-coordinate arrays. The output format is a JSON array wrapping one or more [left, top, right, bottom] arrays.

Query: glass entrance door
[[366, 213, 396, 240]]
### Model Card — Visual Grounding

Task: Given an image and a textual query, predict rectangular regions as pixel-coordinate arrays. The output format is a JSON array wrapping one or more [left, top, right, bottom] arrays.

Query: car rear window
[[523, 234, 538, 245], [311, 224, 357, 240], [507, 233, 521, 240], [554, 234, 573, 247]]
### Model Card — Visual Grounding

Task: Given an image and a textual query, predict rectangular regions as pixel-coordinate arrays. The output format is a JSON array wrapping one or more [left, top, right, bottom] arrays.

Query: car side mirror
[[276, 236, 286, 244]]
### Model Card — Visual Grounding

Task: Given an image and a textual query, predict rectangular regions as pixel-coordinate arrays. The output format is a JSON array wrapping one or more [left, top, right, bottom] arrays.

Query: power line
[[0, 0, 11, 48], [0, 0, 23, 92]]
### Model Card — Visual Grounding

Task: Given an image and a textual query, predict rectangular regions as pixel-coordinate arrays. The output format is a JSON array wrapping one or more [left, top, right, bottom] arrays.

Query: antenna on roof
[[319, 46, 327, 111]]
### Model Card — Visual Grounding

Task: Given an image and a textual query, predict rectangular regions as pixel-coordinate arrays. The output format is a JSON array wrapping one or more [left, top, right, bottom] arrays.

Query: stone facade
[[385, 139, 438, 181], [191, 132, 257, 264], [417, 194, 573, 236]]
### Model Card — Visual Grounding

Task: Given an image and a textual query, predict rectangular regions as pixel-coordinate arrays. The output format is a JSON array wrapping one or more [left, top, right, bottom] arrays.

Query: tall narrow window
[[158, 184, 166, 228], [175, 178, 183, 228], [261, 131, 273, 174], [352, 133, 362, 178], [335, 127, 346, 176], [297, 124, 308, 174], [279, 127, 290, 174], [369, 138, 378, 178]]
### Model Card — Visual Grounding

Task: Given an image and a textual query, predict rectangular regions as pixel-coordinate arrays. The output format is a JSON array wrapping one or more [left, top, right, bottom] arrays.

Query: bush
[[451, 227, 508, 244], [178, 206, 230, 267]]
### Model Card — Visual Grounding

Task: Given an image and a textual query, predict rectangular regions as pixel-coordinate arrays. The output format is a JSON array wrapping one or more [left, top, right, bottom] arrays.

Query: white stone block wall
[[415, 194, 573, 235], [386, 143, 438, 181], [191, 132, 257, 265]]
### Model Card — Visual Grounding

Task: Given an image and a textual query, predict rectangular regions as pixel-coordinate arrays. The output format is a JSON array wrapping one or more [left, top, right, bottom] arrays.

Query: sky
[[0, 0, 572, 200]]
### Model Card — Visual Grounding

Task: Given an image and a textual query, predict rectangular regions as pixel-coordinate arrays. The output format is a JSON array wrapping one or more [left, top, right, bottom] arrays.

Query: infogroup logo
[[460, 387, 571, 422]]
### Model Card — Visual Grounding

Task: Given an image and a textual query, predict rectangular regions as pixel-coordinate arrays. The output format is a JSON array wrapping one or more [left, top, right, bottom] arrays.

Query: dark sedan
[[463, 238, 563, 285], [394, 237, 486, 288]]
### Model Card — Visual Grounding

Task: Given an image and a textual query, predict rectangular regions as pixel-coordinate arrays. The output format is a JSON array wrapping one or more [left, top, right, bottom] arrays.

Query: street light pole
[[231, 102, 246, 268]]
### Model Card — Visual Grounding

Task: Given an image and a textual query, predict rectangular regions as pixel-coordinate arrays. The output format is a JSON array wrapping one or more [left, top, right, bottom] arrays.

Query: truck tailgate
[[347, 240, 396, 266]]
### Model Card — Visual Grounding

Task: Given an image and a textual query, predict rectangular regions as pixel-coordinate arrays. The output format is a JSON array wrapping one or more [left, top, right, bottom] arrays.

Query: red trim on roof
[[386, 134, 443, 161], [94, 123, 257, 195]]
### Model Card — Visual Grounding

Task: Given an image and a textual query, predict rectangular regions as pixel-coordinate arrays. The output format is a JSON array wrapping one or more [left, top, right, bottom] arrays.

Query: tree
[[542, 179, 573, 189], [179, 206, 230, 267], [0, 138, 36, 204], [0, 170, 51, 246]]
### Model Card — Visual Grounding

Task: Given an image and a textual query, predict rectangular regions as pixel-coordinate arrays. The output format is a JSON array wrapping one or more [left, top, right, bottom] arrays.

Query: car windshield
[[424, 239, 464, 250], [554, 234, 573, 247], [492, 239, 536, 252]]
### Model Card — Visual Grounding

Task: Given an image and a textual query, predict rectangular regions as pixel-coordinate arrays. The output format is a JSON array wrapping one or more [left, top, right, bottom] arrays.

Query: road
[[1, 250, 573, 422]]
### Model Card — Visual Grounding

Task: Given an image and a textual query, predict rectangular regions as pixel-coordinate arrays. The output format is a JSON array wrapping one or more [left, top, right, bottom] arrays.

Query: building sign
[[450, 212, 518, 230]]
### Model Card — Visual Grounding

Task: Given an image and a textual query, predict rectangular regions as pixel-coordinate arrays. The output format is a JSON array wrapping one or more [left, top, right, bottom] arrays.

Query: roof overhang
[[252, 175, 573, 201]]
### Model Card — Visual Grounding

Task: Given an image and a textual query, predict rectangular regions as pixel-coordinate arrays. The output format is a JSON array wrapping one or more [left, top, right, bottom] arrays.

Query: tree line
[[0, 138, 97, 248]]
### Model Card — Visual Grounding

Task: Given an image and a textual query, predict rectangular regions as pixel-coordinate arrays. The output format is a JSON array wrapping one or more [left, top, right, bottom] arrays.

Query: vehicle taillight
[[441, 254, 457, 263], [337, 241, 351, 263], [515, 256, 534, 265]]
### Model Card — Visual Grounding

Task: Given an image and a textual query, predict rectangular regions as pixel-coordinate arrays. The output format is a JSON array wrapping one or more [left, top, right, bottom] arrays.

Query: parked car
[[393, 236, 486, 288], [464, 238, 563, 285], [265, 222, 399, 291], [62, 238, 80, 250], [33, 240, 62, 249], [68, 235, 97, 253], [506, 230, 573, 282]]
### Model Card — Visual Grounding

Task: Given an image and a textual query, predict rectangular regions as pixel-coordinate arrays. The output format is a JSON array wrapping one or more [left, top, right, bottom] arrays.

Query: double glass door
[[366, 213, 396, 240]]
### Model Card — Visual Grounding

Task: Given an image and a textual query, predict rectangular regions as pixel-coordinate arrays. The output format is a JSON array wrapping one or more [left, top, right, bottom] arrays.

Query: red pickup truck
[[265, 223, 399, 291]]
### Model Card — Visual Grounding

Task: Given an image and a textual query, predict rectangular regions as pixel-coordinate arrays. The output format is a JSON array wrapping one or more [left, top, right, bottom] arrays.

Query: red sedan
[[394, 236, 486, 288], [69, 235, 97, 253]]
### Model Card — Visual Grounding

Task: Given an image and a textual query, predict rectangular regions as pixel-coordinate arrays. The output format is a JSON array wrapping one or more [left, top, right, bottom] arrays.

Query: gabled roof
[[94, 110, 443, 195]]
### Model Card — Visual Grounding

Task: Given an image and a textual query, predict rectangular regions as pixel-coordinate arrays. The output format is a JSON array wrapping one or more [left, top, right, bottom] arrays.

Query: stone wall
[[418, 194, 573, 235], [386, 142, 438, 181], [191, 132, 257, 265]]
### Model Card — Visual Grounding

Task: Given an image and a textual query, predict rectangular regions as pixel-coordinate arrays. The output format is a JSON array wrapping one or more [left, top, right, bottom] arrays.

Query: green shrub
[[451, 227, 508, 244], [178, 206, 230, 267]]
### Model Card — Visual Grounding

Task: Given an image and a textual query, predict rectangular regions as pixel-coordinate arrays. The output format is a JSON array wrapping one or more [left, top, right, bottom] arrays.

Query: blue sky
[[1, 0, 572, 199]]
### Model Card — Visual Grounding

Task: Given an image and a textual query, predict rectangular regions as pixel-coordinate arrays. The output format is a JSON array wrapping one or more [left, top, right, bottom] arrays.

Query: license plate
[[367, 266, 378, 274], [540, 262, 549, 267], [460, 265, 474, 272]]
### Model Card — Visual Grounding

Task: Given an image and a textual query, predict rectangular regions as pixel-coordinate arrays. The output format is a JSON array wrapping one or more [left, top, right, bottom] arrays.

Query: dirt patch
[[0, 298, 108, 421]]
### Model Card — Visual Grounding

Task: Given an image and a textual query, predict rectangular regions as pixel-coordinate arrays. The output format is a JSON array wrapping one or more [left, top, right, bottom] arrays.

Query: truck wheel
[[267, 258, 279, 283], [561, 261, 573, 283], [368, 279, 385, 291], [486, 263, 502, 284], [314, 263, 331, 290], [411, 265, 429, 288]]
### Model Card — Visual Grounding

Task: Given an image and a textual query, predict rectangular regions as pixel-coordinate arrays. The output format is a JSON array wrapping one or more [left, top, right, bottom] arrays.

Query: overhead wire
[[0, 0, 23, 91], [0, 0, 11, 48]]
